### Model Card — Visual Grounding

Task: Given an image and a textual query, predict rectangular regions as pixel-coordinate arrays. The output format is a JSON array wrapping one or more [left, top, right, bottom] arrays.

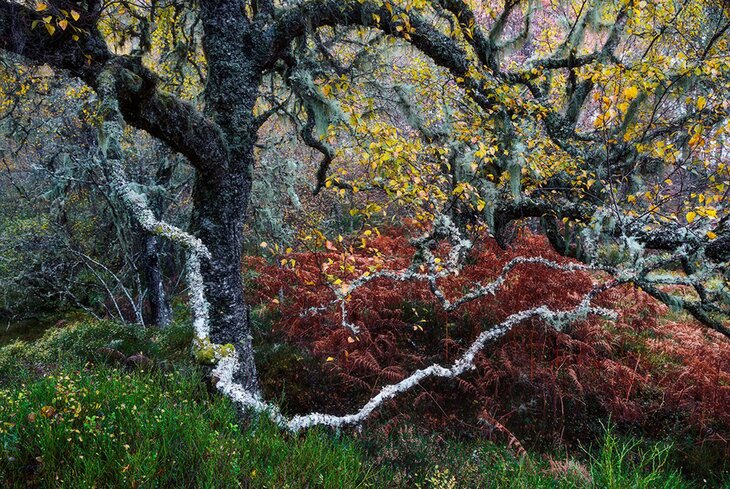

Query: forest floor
[[0, 312, 726, 488]]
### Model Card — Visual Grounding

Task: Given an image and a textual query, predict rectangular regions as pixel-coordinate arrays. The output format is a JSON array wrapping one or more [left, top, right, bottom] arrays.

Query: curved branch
[[215, 285, 617, 432], [268, 1, 470, 77], [0, 1, 229, 174]]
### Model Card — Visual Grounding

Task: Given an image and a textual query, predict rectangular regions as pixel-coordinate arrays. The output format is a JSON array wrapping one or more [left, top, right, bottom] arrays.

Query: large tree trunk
[[191, 159, 258, 391], [194, 0, 267, 392]]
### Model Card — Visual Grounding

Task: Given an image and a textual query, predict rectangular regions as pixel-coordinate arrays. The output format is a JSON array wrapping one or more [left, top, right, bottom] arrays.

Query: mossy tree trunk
[[189, 0, 266, 391]]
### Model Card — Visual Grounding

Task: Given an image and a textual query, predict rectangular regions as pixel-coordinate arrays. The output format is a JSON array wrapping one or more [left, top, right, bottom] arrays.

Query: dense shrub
[[246, 228, 730, 466]]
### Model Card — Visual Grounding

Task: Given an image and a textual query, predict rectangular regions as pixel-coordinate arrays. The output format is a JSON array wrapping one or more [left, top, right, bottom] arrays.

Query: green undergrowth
[[0, 318, 194, 385], [0, 367, 373, 488], [0, 319, 723, 488]]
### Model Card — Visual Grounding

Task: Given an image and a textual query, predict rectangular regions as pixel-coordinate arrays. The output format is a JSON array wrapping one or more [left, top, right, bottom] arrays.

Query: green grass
[[0, 367, 375, 488], [0, 319, 723, 488], [365, 422, 694, 488], [586, 423, 684, 489]]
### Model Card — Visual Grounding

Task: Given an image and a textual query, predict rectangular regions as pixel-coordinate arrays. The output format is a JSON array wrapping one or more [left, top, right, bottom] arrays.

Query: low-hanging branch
[[98, 82, 621, 430], [214, 284, 617, 433]]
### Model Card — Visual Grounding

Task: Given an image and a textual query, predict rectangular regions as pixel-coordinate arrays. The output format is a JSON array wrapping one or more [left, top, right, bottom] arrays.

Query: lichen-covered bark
[[192, 0, 270, 391], [190, 169, 258, 391]]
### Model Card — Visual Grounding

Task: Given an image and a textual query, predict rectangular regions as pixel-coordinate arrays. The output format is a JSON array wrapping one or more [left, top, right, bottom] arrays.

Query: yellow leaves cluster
[[33, 3, 81, 39], [623, 86, 639, 100]]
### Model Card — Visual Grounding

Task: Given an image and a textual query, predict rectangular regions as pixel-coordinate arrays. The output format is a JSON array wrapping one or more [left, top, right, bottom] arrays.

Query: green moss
[[219, 343, 235, 357], [192, 336, 235, 365]]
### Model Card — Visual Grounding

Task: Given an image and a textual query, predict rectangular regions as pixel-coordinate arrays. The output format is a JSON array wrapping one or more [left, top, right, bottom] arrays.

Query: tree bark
[[193, 0, 267, 392], [191, 153, 258, 391], [143, 233, 172, 327]]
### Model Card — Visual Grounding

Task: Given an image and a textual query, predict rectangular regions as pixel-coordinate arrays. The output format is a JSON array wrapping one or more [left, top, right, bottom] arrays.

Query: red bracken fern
[[244, 227, 730, 450]]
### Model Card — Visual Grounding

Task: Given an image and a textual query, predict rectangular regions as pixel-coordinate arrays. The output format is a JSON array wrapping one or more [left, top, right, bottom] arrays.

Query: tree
[[1, 0, 728, 413]]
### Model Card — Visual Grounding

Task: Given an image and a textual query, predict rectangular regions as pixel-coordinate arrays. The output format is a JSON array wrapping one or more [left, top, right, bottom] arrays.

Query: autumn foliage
[[245, 226, 729, 453]]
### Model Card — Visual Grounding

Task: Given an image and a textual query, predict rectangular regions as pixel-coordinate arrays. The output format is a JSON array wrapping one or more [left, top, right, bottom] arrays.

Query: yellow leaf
[[58, 19, 68, 30], [686, 211, 697, 223], [326, 357, 334, 362], [36, 2, 48, 12], [624, 86, 639, 99], [688, 132, 703, 148], [697, 96, 707, 111], [70, 10, 80, 21], [706, 231, 717, 240], [45, 23, 55, 35]]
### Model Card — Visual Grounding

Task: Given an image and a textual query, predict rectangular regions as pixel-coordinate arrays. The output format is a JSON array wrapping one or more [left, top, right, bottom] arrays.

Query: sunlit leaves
[[30, 3, 83, 39]]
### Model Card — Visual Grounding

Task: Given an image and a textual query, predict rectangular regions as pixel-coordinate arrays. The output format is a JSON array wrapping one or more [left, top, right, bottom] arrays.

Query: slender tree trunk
[[143, 233, 172, 327], [142, 154, 174, 327]]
